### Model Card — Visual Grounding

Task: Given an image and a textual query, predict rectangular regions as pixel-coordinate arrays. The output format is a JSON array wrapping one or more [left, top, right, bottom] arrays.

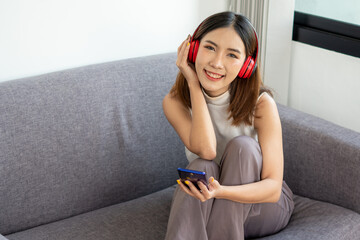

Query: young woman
[[163, 11, 294, 240]]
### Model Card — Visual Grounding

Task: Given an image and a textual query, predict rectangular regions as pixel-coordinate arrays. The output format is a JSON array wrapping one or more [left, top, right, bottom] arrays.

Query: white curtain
[[229, 0, 295, 105], [229, 0, 269, 80]]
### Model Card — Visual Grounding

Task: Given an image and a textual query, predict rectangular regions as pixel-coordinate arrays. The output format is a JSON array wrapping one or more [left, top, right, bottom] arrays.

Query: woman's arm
[[216, 93, 283, 203], [162, 37, 217, 160], [183, 93, 283, 203]]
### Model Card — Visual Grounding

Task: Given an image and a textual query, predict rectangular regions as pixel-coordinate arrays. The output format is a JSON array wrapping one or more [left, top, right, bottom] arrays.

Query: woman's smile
[[204, 69, 225, 81]]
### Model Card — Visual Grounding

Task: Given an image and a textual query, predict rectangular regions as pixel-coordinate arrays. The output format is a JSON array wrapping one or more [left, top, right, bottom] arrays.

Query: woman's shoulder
[[254, 92, 280, 129], [163, 92, 190, 117], [257, 92, 275, 108], [163, 92, 185, 107]]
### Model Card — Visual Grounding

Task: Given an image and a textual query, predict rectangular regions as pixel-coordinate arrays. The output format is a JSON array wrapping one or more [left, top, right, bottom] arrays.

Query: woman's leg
[[204, 135, 294, 239], [244, 181, 294, 239], [206, 136, 263, 240], [165, 158, 219, 240]]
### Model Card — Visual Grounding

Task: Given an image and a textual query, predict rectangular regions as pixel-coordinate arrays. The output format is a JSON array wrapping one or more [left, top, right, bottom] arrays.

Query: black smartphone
[[177, 168, 208, 191]]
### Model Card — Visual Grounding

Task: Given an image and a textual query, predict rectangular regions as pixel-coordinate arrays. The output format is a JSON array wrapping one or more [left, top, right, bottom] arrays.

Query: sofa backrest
[[278, 104, 360, 214], [0, 53, 187, 235]]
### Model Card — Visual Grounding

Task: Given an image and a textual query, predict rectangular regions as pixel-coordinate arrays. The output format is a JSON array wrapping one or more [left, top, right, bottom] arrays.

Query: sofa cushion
[[5, 187, 360, 240], [253, 195, 360, 240], [5, 186, 176, 240]]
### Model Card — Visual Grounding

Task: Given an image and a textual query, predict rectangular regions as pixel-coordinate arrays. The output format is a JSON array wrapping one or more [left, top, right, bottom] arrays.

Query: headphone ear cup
[[243, 57, 255, 79], [188, 40, 199, 63], [238, 57, 256, 79], [238, 56, 251, 78]]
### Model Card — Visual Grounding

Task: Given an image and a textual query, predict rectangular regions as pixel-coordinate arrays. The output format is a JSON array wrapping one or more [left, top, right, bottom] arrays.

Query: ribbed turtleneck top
[[185, 90, 266, 165]]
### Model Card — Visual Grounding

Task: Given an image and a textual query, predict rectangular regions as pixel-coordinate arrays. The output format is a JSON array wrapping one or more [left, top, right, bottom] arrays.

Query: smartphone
[[177, 168, 208, 191]]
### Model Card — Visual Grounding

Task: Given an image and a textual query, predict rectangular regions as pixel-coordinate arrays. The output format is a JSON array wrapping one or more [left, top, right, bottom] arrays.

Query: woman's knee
[[186, 158, 219, 178], [226, 136, 261, 154], [220, 136, 263, 184], [222, 136, 262, 164]]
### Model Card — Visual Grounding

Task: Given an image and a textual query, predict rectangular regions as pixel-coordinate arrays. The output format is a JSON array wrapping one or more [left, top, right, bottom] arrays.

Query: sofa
[[0, 52, 359, 240]]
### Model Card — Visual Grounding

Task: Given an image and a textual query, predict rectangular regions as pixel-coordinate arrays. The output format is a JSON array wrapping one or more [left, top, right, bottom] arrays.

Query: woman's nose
[[209, 54, 224, 69]]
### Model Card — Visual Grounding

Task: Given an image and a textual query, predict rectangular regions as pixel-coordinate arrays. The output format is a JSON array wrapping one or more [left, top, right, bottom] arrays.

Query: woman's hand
[[177, 177, 222, 202], [176, 35, 200, 87]]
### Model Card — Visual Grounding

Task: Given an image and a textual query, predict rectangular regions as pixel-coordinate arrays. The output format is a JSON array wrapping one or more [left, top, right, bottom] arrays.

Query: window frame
[[293, 11, 360, 58]]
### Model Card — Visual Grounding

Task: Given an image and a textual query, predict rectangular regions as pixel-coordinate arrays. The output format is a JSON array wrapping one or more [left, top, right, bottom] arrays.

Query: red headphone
[[188, 18, 258, 79]]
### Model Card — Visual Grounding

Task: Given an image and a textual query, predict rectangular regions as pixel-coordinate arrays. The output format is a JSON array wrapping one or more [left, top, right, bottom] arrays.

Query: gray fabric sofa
[[0, 52, 359, 240]]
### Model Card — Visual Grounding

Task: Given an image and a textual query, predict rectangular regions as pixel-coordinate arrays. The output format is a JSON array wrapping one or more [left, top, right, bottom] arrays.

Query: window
[[295, 0, 360, 26], [293, 0, 360, 58]]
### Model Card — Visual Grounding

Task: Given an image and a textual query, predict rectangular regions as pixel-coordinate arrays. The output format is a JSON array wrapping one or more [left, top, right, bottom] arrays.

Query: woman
[[163, 11, 294, 240]]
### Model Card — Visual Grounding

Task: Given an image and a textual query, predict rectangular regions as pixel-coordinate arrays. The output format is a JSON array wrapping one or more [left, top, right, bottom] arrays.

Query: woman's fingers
[[178, 35, 190, 54], [182, 39, 191, 64], [178, 179, 203, 200], [176, 41, 186, 67], [198, 181, 213, 201], [177, 37, 187, 58], [177, 179, 195, 197], [176, 36, 191, 68], [184, 181, 207, 202], [177, 38, 187, 56], [183, 36, 191, 62], [175, 35, 200, 85], [177, 179, 214, 202]]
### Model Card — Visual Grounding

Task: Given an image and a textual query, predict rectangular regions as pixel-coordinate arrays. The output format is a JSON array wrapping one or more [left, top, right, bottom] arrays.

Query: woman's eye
[[205, 46, 215, 51], [229, 53, 238, 59]]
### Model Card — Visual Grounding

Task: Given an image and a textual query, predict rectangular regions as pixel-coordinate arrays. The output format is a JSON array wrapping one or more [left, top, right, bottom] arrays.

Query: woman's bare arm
[[214, 93, 284, 203], [162, 37, 216, 160]]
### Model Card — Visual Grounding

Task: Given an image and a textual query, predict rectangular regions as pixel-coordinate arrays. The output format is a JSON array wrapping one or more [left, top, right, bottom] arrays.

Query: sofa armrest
[[278, 104, 360, 213]]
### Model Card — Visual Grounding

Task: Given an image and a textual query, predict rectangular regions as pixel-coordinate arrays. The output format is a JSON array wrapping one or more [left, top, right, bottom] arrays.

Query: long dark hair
[[170, 11, 272, 126]]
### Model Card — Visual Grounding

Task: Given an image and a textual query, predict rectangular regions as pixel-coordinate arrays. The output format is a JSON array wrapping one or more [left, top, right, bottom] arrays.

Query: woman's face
[[195, 26, 246, 97]]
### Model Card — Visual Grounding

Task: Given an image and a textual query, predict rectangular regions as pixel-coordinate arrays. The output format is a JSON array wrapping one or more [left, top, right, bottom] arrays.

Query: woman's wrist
[[214, 184, 225, 199], [187, 79, 201, 91]]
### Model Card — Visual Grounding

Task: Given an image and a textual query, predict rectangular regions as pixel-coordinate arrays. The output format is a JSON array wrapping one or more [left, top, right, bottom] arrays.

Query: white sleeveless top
[[185, 90, 266, 165]]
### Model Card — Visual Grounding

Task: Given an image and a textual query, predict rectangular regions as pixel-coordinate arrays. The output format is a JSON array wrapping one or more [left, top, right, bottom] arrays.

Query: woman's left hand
[[177, 177, 222, 202]]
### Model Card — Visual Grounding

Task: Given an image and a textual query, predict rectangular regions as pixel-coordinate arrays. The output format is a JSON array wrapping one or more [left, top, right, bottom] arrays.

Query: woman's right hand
[[176, 35, 200, 87]]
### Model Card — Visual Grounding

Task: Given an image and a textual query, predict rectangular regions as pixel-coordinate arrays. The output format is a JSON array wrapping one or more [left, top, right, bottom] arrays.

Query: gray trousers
[[165, 136, 294, 240]]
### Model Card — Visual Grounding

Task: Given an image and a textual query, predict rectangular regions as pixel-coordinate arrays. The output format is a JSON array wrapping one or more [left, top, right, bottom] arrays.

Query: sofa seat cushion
[[253, 195, 360, 239], [6, 188, 360, 240], [5, 186, 176, 240]]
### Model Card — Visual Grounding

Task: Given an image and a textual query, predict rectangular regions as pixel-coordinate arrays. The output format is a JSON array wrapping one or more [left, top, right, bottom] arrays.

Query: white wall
[[0, 0, 227, 82], [1, 0, 359, 132], [288, 41, 360, 132], [197, 0, 229, 24], [262, 0, 294, 105]]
